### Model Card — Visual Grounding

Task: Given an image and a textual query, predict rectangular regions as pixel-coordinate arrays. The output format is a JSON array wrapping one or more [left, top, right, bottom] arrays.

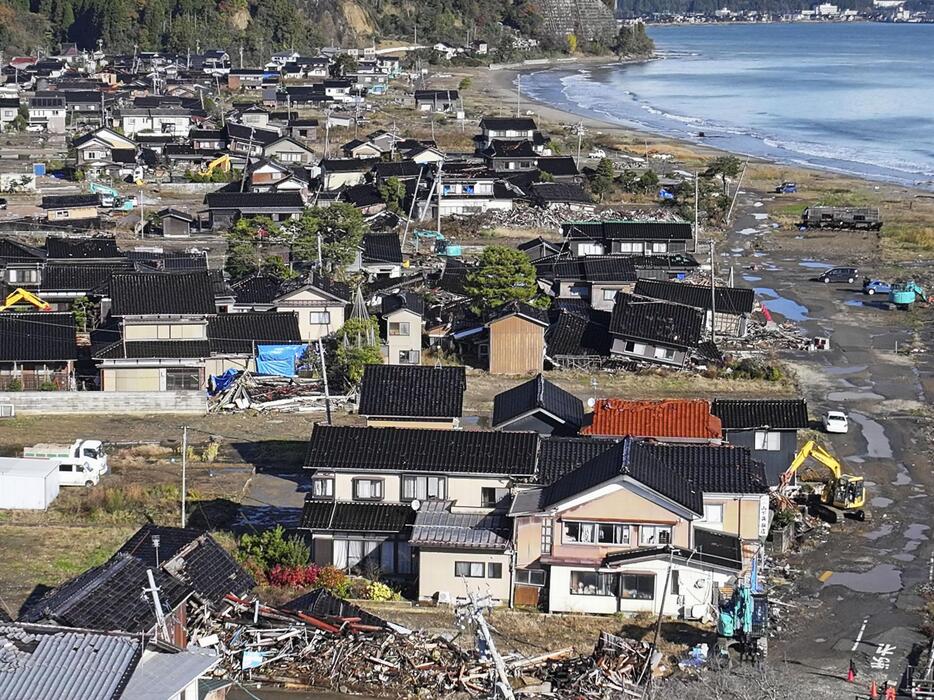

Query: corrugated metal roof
[[583, 399, 722, 439], [410, 501, 511, 550], [0, 625, 140, 700], [120, 647, 218, 700]]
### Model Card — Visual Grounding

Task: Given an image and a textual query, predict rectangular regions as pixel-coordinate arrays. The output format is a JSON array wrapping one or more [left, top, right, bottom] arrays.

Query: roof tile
[[583, 399, 722, 439]]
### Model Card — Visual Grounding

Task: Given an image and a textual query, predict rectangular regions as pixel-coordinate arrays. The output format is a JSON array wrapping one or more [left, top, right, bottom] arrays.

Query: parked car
[[589, 149, 607, 159], [775, 182, 797, 194], [862, 279, 891, 296], [823, 410, 849, 434], [818, 266, 858, 284]]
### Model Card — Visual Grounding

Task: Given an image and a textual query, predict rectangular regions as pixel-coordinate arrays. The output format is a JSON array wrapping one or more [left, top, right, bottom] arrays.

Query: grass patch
[[881, 222, 934, 252]]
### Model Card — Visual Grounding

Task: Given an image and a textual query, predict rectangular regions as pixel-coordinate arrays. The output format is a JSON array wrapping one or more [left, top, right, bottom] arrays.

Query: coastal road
[[726, 190, 934, 696]]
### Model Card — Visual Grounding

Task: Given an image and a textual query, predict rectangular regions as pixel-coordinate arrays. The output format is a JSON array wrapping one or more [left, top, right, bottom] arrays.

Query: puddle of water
[[755, 287, 810, 321], [752, 213, 769, 220], [893, 464, 912, 487], [742, 275, 762, 282], [753, 201, 763, 207], [904, 523, 929, 540], [849, 412, 894, 459], [893, 553, 916, 562], [871, 496, 893, 508], [799, 260, 830, 269], [823, 564, 902, 594], [848, 456, 865, 464], [845, 300, 864, 307], [824, 365, 868, 376], [738, 227, 758, 235], [863, 523, 894, 541], [904, 540, 923, 553], [826, 391, 884, 402], [731, 248, 744, 253]]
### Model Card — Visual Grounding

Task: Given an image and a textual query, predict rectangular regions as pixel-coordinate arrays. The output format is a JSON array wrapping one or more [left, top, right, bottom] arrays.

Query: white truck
[[23, 439, 108, 487]]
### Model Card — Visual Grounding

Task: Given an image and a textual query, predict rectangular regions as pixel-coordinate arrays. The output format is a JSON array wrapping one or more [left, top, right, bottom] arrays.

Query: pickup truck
[[23, 439, 108, 487]]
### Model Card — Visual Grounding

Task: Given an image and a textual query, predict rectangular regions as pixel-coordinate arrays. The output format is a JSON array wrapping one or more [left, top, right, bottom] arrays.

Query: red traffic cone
[[869, 679, 879, 699], [848, 659, 857, 682]]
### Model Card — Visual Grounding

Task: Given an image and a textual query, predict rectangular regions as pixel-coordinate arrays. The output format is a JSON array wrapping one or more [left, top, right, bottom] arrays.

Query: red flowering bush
[[315, 565, 347, 591], [267, 564, 320, 588]]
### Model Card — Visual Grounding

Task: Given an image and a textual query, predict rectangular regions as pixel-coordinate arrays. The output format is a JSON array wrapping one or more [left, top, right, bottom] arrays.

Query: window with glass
[[402, 475, 446, 501], [564, 521, 630, 546], [651, 242, 668, 253], [639, 525, 672, 546], [309, 311, 331, 325], [754, 430, 781, 451], [455, 561, 485, 578], [481, 487, 497, 508], [603, 289, 618, 302], [541, 518, 553, 554], [352, 478, 383, 501], [598, 523, 631, 546], [702, 504, 724, 524], [624, 341, 646, 355], [165, 368, 200, 390], [487, 563, 503, 579], [311, 477, 334, 498], [570, 571, 616, 596], [388, 321, 410, 336], [653, 347, 676, 361], [398, 349, 420, 365], [397, 541, 412, 575], [563, 521, 596, 544], [619, 573, 655, 600], [516, 569, 547, 586], [333, 538, 382, 572]]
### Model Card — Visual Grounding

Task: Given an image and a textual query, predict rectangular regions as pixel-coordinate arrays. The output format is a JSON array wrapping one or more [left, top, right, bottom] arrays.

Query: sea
[[520, 23, 934, 188]]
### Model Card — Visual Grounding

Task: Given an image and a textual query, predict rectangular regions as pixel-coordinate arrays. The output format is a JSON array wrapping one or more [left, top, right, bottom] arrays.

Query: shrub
[[267, 564, 320, 588], [38, 380, 57, 391], [316, 565, 347, 592], [240, 558, 267, 586], [6, 378, 22, 392], [365, 581, 396, 601], [238, 526, 311, 571]]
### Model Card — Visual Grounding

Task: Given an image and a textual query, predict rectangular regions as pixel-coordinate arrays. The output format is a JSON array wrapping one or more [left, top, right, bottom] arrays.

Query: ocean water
[[520, 23, 934, 188]]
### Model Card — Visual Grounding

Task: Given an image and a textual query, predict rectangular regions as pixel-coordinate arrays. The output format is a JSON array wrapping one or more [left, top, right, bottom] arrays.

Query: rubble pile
[[208, 372, 346, 413], [463, 205, 684, 232], [194, 594, 653, 699]]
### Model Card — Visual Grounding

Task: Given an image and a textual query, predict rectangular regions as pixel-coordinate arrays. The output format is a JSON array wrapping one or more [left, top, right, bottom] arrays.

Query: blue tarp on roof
[[256, 343, 307, 377]]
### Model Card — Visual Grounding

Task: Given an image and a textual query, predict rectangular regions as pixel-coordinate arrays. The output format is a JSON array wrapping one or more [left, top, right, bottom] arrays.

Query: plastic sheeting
[[208, 368, 241, 395], [256, 344, 307, 377]]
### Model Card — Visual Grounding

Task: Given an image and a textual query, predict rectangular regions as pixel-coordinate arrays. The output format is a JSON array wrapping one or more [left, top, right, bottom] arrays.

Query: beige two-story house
[[381, 292, 423, 365]]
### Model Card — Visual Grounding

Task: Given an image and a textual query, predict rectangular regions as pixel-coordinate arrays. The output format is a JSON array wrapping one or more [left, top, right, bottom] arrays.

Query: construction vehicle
[[889, 280, 928, 310], [1, 288, 51, 312], [801, 206, 882, 230], [780, 440, 866, 521], [89, 181, 136, 212], [24, 439, 108, 487], [716, 585, 768, 661], [202, 154, 232, 178], [413, 229, 461, 257]]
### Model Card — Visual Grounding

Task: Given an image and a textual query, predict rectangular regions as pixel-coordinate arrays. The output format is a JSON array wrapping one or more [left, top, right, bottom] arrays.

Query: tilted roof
[[410, 500, 511, 550], [583, 399, 722, 439], [609, 293, 704, 348], [358, 364, 465, 418], [362, 233, 403, 264], [543, 256, 637, 283], [300, 498, 415, 532], [562, 220, 693, 241], [304, 425, 539, 476], [634, 279, 754, 315], [492, 374, 584, 430], [110, 271, 216, 316], [545, 308, 613, 357], [0, 313, 77, 362], [640, 442, 769, 494], [711, 398, 809, 430], [46, 236, 119, 259], [208, 311, 302, 354], [536, 436, 619, 486]]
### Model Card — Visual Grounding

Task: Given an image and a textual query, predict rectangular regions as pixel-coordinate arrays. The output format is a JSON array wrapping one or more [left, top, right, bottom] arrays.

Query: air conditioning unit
[[0, 404, 14, 418]]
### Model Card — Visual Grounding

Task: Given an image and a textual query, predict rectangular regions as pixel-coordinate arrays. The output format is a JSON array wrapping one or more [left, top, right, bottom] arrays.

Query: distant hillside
[[0, 0, 624, 57]]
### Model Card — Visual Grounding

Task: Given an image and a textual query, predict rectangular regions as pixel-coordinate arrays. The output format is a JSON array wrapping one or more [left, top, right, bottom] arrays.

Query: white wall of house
[[385, 308, 422, 366], [418, 549, 511, 604]]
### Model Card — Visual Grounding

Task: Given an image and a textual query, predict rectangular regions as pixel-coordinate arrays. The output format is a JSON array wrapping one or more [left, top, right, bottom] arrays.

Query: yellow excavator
[[1, 288, 51, 312], [202, 154, 231, 177], [779, 440, 866, 521]]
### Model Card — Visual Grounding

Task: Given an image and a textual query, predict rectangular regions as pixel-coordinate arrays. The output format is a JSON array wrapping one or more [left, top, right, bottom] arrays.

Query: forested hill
[[0, 0, 616, 57]]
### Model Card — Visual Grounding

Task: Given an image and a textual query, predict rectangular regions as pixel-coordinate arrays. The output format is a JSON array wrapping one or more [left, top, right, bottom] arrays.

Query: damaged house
[[608, 293, 704, 367]]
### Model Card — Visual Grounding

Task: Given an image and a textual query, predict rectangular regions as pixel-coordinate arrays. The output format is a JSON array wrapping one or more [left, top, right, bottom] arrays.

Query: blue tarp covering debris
[[208, 368, 241, 395], [256, 344, 307, 377]]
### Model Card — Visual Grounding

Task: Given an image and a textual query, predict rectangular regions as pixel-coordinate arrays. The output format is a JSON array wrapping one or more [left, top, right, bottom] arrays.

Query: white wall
[[418, 549, 511, 604], [0, 467, 59, 510]]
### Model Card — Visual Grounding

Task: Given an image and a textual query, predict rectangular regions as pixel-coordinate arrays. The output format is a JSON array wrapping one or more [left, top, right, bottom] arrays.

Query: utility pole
[[239, 126, 255, 193], [401, 165, 424, 251], [575, 120, 584, 168], [709, 240, 717, 344], [239, 45, 244, 69], [515, 74, 520, 117], [180, 426, 188, 527], [144, 569, 170, 641], [435, 162, 442, 235], [317, 341, 332, 425], [693, 170, 699, 247]]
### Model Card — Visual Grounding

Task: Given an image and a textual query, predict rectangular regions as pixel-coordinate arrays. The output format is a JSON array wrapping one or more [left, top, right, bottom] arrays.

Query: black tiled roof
[[110, 271, 216, 316], [609, 293, 703, 348], [543, 256, 637, 283], [0, 313, 77, 362], [118, 524, 254, 606], [231, 274, 283, 304], [482, 140, 536, 159], [630, 254, 700, 270], [127, 251, 207, 272], [492, 374, 584, 430], [712, 399, 809, 430], [0, 239, 45, 264], [321, 158, 375, 172], [545, 308, 612, 357], [362, 233, 402, 264], [304, 425, 539, 476], [536, 156, 579, 177], [634, 280, 755, 315], [299, 498, 415, 532], [204, 191, 304, 210], [341, 183, 383, 208], [41, 262, 133, 291], [479, 117, 536, 131], [374, 161, 423, 179], [562, 221, 693, 242], [541, 439, 704, 515], [536, 436, 618, 485], [640, 442, 770, 494], [358, 365, 465, 418], [284, 588, 388, 628], [381, 291, 424, 316], [19, 553, 191, 633], [530, 182, 590, 204], [209, 312, 301, 354], [414, 89, 459, 101], [95, 339, 211, 359], [40, 195, 100, 210], [224, 122, 280, 145], [45, 236, 119, 259]]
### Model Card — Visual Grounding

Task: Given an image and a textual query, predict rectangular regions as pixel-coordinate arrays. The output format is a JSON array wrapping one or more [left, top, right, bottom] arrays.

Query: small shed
[[485, 302, 549, 375], [0, 457, 59, 509], [155, 208, 195, 238]]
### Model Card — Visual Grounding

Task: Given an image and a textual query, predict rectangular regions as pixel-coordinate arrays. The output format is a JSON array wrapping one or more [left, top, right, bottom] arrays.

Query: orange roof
[[583, 399, 722, 439]]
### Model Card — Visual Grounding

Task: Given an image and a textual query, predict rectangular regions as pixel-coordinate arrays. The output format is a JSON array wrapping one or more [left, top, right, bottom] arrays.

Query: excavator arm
[[205, 154, 231, 176], [779, 440, 843, 488], [1, 288, 51, 312]]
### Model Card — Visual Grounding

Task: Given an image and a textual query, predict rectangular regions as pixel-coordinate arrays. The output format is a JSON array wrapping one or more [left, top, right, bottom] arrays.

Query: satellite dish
[[587, 397, 596, 408], [410, 499, 421, 511]]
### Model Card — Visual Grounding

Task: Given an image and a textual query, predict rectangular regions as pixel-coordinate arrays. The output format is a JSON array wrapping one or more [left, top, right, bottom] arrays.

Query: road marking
[[851, 616, 870, 652], [818, 570, 834, 582]]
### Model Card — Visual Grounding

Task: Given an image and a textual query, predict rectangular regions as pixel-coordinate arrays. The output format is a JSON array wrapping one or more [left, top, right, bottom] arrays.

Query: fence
[[0, 390, 207, 415]]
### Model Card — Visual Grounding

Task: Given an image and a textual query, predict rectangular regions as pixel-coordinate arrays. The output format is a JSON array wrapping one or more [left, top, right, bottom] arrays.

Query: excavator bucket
[[1, 288, 52, 312]]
